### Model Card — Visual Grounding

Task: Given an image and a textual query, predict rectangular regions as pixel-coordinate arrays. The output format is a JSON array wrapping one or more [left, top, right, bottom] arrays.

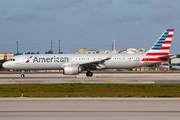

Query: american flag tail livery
[[142, 29, 174, 62]]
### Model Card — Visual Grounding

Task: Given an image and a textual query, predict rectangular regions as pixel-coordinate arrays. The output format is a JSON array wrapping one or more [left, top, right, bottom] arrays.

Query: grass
[[0, 83, 180, 97]]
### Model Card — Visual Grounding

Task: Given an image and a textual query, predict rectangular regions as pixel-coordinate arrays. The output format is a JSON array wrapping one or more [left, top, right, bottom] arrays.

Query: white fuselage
[[3, 53, 160, 70]]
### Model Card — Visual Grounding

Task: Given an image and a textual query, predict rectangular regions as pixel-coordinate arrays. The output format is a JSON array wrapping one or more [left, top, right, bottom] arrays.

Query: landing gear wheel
[[21, 74, 25, 77], [21, 70, 25, 77], [86, 72, 93, 77]]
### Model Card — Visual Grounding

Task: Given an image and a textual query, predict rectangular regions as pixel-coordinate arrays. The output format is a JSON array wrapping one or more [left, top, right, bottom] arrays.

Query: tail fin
[[142, 29, 174, 62]]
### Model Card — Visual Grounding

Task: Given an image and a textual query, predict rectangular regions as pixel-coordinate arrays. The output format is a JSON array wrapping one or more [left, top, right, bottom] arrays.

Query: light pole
[[57, 40, 60, 54], [113, 39, 116, 51], [51, 40, 53, 54], [16, 41, 18, 54]]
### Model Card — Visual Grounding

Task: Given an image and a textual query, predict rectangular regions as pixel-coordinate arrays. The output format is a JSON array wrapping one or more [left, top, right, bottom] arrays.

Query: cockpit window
[[8, 59, 15, 61]]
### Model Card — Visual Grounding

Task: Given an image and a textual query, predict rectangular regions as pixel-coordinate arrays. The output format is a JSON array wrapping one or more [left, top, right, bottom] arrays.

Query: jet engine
[[63, 65, 82, 75]]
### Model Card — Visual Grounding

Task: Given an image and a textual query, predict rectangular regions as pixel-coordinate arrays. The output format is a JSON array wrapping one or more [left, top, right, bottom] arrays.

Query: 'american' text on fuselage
[[33, 56, 69, 63]]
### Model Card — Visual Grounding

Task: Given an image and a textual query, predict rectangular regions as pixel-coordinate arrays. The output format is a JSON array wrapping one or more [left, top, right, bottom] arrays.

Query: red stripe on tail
[[142, 57, 168, 61], [166, 35, 173, 38], [160, 47, 170, 50], [146, 53, 169, 56], [163, 41, 171, 44], [170, 29, 174, 32]]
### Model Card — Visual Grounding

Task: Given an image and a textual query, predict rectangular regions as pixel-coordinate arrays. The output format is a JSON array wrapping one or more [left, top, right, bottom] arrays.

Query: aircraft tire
[[86, 72, 93, 77], [21, 74, 25, 77]]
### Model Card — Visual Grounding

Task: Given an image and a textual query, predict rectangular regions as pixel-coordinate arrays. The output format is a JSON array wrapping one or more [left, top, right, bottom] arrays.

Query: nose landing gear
[[21, 70, 25, 77]]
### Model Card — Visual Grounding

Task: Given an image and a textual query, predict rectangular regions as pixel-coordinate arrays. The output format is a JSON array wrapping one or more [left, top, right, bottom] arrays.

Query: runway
[[1, 73, 180, 119], [1, 73, 180, 84], [0, 98, 180, 120]]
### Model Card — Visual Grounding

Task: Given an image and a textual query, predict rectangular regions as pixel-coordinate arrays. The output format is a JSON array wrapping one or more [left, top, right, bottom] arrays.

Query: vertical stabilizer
[[142, 29, 174, 62]]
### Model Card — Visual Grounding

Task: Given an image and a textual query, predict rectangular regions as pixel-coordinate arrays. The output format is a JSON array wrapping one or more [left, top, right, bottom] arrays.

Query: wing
[[62, 50, 115, 70]]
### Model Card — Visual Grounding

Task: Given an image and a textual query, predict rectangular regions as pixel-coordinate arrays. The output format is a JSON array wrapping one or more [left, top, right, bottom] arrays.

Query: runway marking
[[103, 80, 122, 83], [75, 76, 98, 78], [0, 111, 180, 112]]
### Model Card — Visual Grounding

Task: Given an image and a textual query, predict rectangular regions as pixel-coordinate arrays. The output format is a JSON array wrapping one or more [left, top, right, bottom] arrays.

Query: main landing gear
[[86, 71, 93, 77], [21, 70, 25, 77]]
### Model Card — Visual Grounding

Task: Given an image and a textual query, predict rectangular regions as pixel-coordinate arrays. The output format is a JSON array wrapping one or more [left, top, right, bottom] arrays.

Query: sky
[[0, 0, 180, 54]]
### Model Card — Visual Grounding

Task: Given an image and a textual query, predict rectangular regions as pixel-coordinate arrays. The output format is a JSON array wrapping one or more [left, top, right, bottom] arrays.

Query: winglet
[[105, 49, 115, 60]]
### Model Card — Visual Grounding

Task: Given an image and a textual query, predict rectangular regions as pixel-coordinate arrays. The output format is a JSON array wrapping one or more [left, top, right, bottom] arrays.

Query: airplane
[[3, 29, 174, 77]]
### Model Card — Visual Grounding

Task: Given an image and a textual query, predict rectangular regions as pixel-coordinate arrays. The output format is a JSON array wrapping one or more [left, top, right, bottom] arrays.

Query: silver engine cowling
[[63, 65, 82, 75]]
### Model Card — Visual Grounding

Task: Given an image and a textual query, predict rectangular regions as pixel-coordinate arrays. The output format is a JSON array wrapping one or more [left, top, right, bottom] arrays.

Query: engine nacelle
[[63, 65, 82, 75]]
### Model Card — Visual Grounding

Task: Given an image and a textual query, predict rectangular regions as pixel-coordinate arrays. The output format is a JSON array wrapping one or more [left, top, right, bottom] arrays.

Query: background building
[[76, 48, 97, 54], [120, 48, 146, 53], [0, 53, 14, 60], [76, 48, 146, 54]]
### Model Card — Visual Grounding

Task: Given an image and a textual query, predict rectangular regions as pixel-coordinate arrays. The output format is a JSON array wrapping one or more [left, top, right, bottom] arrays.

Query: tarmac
[[0, 73, 180, 84], [1, 73, 180, 119], [0, 98, 180, 120]]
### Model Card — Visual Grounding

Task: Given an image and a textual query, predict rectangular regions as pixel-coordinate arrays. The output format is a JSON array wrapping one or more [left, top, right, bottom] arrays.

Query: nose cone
[[2, 62, 8, 68]]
